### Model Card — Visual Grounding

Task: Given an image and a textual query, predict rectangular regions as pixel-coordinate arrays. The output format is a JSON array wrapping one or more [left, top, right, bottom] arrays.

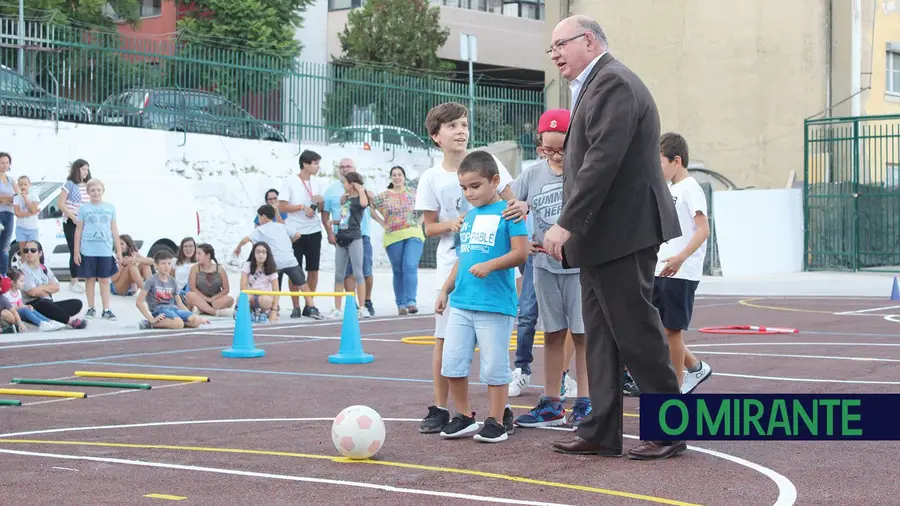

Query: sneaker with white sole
[[329, 308, 342, 319], [508, 368, 531, 397], [474, 417, 508, 443], [440, 413, 479, 439], [38, 321, 56, 332], [681, 361, 712, 394]]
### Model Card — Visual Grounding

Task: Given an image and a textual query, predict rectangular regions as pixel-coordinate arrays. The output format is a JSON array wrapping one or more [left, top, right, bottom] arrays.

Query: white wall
[[3, 117, 438, 271], [713, 189, 805, 277]]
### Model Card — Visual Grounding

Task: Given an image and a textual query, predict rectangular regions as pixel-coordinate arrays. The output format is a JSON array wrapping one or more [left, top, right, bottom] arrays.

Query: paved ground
[[0, 295, 898, 505]]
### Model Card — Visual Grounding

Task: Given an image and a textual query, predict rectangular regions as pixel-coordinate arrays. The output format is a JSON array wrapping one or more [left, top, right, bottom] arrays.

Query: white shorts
[[534, 268, 584, 334]]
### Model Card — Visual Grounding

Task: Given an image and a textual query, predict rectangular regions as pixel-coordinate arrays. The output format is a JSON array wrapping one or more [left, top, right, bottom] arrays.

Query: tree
[[172, 0, 315, 102], [0, 0, 141, 28], [325, 0, 452, 134], [336, 0, 451, 71]]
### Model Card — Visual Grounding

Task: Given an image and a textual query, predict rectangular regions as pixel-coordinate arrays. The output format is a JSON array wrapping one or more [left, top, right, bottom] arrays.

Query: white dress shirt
[[569, 52, 606, 110]]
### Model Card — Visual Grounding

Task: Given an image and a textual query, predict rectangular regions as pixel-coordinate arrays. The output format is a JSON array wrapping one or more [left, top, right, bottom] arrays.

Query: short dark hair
[[660, 132, 689, 168], [459, 150, 498, 180], [264, 188, 279, 200], [153, 249, 174, 263], [257, 204, 276, 220], [0, 152, 10, 163], [344, 171, 364, 186], [299, 150, 321, 168], [425, 102, 468, 143]]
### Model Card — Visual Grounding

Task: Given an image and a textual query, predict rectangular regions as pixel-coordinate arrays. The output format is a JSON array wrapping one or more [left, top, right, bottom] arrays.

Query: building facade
[[544, 0, 898, 190]]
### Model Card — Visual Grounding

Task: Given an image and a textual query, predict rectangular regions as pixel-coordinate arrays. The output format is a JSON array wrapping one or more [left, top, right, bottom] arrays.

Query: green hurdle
[[11, 378, 152, 390], [0, 399, 22, 406]]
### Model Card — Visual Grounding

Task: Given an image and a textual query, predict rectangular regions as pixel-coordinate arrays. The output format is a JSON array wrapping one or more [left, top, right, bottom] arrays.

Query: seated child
[[136, 250, 210, 330], [240, 241, 279, 323], [3, 269, 64, 332], [435, 151, 530, 443]]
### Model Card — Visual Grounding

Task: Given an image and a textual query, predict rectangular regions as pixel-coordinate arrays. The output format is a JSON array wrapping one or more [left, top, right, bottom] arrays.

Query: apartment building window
[[330, 0, 365, 10], [141, 0, 162, 18], [504, 0, 543, 20], [887, 44, 900, 95]]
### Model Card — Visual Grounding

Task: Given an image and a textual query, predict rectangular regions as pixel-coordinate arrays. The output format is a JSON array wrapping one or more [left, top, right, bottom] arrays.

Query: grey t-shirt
[[142, 274, 178, 311], [21, 262, 59, 303], [514, 160, 580, 274]]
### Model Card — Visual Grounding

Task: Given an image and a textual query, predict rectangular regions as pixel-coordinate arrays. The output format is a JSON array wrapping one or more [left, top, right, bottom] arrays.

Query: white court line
[[693, 351, 900, 363], [712, 372, 900, 385], [885, 315, 900, 324], [691, 342, 900, 348], [834, 305, 900, 315], [0, 417, 796, 506], [0, 448, 571, 506]]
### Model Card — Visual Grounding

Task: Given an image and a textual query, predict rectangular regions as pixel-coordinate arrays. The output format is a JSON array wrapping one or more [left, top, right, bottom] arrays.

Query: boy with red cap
[[511, 108, 593, 429]]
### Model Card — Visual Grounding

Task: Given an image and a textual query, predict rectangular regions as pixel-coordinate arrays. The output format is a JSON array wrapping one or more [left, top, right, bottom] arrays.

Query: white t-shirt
[[656, 177, 708, 281], [414, 155, 513, 283], [281, 175, 326, 235], [13, 194, 38, 230], [249, 221, 300, 270]]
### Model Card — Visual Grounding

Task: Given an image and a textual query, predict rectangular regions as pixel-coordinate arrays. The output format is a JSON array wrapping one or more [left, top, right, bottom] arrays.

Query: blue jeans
[[514, 254, 538, 375], [0, 211, 13, 276], [441, 307, 515, 385], [385, 236, 424, 308], [17, 307, 52, 326]]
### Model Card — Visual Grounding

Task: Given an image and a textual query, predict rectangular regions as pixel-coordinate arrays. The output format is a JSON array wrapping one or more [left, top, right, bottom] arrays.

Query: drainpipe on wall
[[826, 0, 833, 117], [560, 0, 571, 108], [851, 0, 862, 117]]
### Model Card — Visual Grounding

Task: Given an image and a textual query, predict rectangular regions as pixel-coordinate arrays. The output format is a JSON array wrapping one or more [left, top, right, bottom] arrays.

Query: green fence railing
[[0, 18, 544, 155], [804, 114, 900, 272]]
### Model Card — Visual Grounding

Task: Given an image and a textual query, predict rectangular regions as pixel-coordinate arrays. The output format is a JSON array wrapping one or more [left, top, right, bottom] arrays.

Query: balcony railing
[[328, 0, 543, 20]]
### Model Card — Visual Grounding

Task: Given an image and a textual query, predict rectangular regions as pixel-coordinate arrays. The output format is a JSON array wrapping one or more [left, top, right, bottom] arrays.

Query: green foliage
[[336, 0, 452, 71], [173, 0, 315, 101], [0, 0, 140, 27]]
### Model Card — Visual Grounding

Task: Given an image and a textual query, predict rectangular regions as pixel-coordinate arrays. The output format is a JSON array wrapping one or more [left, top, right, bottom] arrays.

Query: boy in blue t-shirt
[[74, 179, 122, 321], [435, 150, 529, 444]]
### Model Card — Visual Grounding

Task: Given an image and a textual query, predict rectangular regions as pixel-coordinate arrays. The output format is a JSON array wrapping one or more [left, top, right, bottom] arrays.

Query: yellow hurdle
[[242, 290, 354, 297], [74, 371, 210, 383], [0, 388, 86, 398]]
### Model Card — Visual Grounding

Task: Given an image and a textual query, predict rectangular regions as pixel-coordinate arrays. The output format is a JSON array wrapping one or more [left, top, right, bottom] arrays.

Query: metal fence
[[804, 115, 900, 272], [0, 18, 544, 155]]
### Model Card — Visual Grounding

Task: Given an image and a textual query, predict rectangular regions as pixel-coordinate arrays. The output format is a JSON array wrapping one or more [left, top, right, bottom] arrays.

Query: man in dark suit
[[541, 15, 687, 460]]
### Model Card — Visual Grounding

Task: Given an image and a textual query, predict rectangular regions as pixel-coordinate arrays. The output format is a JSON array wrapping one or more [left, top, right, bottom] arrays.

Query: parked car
[[10, 177, 200, 279], [94, 88, 286, 142], [0, 65, 92, 124], [328, 124, 431, 152]]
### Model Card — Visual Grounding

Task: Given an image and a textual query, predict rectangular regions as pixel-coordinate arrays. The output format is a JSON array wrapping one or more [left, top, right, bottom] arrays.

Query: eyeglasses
[[546, 33, 587, 58], [539, 147, 565, 157]]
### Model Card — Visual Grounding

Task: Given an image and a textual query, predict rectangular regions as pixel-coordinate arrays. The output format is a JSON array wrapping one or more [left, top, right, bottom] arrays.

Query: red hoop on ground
[[698, 325, 799, 335]]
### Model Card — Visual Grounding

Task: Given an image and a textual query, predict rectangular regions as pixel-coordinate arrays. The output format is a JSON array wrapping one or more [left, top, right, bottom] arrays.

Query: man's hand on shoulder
[[502, 199, 528, 223]]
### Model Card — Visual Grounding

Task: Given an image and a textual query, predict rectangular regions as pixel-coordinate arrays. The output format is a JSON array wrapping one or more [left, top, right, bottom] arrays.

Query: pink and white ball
[[331, 405, 386, 460]]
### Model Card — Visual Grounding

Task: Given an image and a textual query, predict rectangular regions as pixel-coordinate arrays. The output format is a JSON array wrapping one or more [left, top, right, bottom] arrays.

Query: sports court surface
[[1, 294, 898, 506]]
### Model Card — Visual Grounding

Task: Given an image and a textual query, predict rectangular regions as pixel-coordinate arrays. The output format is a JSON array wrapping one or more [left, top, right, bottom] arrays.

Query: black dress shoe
[[551, 436, 622, 456], [627, 440, 687, 460]]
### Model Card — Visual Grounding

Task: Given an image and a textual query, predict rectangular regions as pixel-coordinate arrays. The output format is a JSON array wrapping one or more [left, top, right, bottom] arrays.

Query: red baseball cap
[[538, 109, 570, 134]]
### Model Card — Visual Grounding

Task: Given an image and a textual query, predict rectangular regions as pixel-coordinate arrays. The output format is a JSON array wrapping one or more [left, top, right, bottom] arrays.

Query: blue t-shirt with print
[[449, 200, 528, 317], [77, 201, 117, 257], [325, 181, 371, 236]]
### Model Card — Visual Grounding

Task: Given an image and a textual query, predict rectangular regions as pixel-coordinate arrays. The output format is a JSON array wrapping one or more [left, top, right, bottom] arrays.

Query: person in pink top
[[239, 241, 279, 323]]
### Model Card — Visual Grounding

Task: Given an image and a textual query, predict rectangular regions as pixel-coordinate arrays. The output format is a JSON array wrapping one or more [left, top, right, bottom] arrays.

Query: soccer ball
[[331, 405, 386, 460]]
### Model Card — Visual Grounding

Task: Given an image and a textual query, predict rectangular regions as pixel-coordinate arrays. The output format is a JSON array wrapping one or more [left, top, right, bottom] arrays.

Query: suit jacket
[[557, 53, 681, 268]]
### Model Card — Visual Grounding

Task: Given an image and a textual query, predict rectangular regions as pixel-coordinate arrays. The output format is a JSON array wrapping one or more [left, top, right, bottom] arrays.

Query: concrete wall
[[547, 0, 830, 190], [327, 6, 545, 71]]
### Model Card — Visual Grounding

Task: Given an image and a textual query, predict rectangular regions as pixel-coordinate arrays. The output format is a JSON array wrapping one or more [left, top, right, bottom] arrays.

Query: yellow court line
[[144, 494, 187, 500], [508, 405, 639, 417], [738, 298, 837, 315], [0, 439, 699, 506]]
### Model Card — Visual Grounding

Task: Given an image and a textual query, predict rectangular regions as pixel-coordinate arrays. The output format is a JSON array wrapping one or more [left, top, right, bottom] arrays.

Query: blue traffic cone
[[328, 295, 374, 364], [222, 293, 265, 358], [891, 276, 900, 301]]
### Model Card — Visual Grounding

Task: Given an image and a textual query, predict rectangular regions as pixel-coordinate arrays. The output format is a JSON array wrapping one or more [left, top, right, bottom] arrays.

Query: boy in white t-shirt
[[278, 150, 326, 320], [656, 132, 713, 394], [414, 101, 528, 435]]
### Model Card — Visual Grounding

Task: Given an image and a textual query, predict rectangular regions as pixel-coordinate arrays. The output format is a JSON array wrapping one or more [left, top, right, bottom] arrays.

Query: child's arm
[[240, 271, 249, 291], [659, 212, 709, 277], [110, 218, 123, 261], [435, 260, 460, 315], [211, 266, 231, 301], [233, 236, 252, 257], [73, 220, 83, 265], [423, 210, 461, 238], [355, 185, 369, 208], [135, 288, 162, 323], [469, 235, 530, 278]]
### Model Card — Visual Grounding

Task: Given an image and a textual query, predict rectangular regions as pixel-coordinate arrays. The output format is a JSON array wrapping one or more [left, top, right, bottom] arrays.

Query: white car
[[10, 177, 200, 280]]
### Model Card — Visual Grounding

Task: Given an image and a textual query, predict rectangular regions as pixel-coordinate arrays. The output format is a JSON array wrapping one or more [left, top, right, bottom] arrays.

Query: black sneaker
[[364, 299, 375, 317], [290, 307, 303, 318], [503, 407, 515, 435], [84, 308, 96, 319], [101, 309, 117, 321], [302, 306, 324, 320], [440, 413, 479, 439], [419, 405, 450, 434], [623, 370, 641, 397], [474, 417, 508, 443]]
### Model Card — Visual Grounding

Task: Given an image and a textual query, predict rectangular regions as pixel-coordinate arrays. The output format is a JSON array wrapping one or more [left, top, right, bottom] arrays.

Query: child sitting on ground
[[435, 150, 530, 443], [0, 276, 26, 333], [136, 250, 210, 330], [240, 241, 279, 323], [3, 269, 63, 332]]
